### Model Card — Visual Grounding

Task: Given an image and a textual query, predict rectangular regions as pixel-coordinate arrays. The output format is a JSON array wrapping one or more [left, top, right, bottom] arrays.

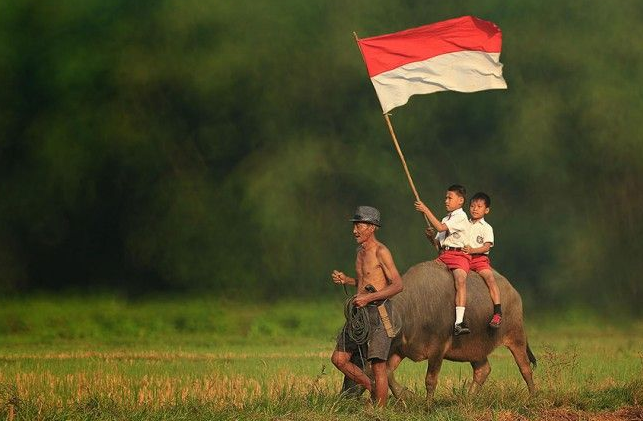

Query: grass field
[[0, 296, 641, 420]]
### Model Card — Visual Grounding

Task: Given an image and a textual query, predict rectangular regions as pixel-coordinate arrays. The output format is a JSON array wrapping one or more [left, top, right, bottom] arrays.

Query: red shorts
[[470, 255, 492, 272], [437, 250, 471, 272]]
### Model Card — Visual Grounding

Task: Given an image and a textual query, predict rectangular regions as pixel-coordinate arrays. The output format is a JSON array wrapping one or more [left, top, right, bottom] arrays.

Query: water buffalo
[[341, 260, 536, 403]]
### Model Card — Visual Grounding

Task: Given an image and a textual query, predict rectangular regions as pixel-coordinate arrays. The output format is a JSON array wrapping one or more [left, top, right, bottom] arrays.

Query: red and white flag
[[357, 16, 507, 114]]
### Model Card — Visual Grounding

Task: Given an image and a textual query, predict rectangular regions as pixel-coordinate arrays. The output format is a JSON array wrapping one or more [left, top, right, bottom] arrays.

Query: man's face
[[444, 191, 465, 212], [469, 199, 490, 220], [353, 222, 375, 244]]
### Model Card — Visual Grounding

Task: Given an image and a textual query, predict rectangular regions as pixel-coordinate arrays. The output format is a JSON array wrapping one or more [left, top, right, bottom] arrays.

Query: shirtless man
[[330, 206, 403, 407]]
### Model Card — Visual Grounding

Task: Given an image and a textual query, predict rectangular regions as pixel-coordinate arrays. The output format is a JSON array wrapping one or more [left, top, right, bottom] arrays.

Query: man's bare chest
[[356, 252, 383, 278]]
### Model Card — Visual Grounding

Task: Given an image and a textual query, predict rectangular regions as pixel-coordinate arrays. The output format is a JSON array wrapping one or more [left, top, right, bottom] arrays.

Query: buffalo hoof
[[398, 387, 415, 401], [424, 392, 437, 410]]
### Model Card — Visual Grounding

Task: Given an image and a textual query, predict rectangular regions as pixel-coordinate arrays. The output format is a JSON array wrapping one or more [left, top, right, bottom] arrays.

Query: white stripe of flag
[[357, 16, 507, 114]]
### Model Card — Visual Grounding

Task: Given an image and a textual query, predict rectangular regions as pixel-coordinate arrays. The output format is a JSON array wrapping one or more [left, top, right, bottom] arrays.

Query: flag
[[357, 16, 507, 114]]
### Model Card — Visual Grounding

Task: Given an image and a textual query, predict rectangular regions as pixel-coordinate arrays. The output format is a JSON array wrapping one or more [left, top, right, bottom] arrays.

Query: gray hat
[[349, 206, 381, 227]]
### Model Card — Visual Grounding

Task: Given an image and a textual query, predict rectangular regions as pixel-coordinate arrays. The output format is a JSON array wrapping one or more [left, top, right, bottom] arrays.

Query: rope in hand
[[343, 296, 370, 345]]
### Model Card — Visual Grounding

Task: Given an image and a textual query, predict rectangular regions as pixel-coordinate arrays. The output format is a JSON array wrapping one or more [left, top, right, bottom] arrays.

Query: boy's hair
[[447, 184, 466, 199], [471, 192, 491, 208]]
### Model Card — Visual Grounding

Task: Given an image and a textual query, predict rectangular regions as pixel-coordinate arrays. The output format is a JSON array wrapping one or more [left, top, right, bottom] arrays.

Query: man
[[331, 206, 403, 407]]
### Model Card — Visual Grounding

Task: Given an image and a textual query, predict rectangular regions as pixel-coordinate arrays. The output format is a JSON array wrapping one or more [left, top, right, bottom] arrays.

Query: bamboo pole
[[383, 113, 422, 202]]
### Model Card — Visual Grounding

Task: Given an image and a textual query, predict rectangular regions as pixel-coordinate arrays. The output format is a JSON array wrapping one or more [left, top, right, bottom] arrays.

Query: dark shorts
[[335, 300, 393, 361], [438, 250, 471, 272], [470, 255, 492, 272]]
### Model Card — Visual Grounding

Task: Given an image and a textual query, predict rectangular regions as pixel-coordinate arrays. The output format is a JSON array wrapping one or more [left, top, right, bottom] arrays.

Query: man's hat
[[349, 206, 381, 227]]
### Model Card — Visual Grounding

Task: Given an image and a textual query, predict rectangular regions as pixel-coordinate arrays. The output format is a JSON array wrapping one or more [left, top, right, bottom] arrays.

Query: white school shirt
[[435, 208, 469, 248], [468, 218, 494, 254]]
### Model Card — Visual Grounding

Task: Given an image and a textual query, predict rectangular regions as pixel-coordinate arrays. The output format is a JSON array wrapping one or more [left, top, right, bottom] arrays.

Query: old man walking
[[331, 206, 403, 406]]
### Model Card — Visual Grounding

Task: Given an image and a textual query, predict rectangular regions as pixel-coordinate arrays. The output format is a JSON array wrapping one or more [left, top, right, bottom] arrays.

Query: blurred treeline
[[0, 0, 641, 312]]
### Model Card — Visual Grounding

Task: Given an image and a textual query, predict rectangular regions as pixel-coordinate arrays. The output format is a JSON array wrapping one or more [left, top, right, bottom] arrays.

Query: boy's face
[[469, 199, 490, 220], [444, 191, 465, 212]]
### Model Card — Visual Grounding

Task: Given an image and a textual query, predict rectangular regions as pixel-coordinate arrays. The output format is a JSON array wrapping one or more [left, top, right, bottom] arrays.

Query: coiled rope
[[343, 296, 370, 345]]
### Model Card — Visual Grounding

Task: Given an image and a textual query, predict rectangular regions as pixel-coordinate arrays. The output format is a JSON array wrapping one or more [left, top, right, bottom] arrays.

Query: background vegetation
[[1, 0, 642, 313]]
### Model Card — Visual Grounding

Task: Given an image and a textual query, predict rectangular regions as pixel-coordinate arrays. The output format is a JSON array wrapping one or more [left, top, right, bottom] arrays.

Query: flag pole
[[353, 32, 431, 228], [382, 113, 422, 203]]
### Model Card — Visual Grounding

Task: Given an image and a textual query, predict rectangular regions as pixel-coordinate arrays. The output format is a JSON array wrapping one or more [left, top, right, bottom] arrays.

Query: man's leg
[[478, 269, 502, 327], [453, 268, 470, 335], [332, 349, 373, 392], [370, 359, 388, 406], [341, 352, 366, 396]]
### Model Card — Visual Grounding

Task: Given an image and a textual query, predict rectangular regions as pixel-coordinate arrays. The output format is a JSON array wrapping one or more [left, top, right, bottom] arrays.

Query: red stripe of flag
[[358, 16, 503, 78]]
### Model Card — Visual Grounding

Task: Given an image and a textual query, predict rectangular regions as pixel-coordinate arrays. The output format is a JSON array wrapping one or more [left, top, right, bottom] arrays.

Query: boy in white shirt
[[415, 184, 472, 336], [463, 192, 502, 328]]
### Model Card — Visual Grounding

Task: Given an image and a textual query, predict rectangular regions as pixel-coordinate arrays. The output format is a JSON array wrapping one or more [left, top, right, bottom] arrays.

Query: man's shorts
[[438, 250, 471, 272], [335, 300, 393, 362], [470, 254, 492, 272]]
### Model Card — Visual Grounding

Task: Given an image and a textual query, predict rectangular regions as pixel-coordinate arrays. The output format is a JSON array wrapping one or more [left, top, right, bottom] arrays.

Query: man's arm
[[331, 270, 356, 286], [414, 200, 448, 232]]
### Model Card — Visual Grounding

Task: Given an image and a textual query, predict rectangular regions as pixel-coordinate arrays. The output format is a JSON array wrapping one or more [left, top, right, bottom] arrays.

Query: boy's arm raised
[[414, 200, 448, 232]]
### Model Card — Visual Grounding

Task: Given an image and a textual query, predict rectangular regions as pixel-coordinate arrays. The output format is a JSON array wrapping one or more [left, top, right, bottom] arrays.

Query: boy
[[415, 185, 471, 336], [463, 192, 502, 328]]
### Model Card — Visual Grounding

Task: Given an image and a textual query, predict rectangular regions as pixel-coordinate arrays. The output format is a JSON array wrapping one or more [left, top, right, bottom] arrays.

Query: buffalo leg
[[506, 342, 536, 394], [387, 353, 413, 400], [425, 356, 444, 405], [468, 358, 491, 394]]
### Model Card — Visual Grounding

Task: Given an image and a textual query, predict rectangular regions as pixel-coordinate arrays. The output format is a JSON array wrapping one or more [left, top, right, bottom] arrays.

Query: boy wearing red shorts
[[463, 192, 502, 328], [415, 185, 472, 336]]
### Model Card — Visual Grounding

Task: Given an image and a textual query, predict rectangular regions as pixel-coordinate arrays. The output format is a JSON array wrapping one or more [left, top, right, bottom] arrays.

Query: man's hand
[[462, 245, 472, 254], [414, 200, 429, 215], [353, 293, 371, 308], [331, 270, 346, 284]]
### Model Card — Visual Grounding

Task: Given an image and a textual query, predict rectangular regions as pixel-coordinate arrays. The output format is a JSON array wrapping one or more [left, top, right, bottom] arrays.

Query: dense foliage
[[0, 0, 641, 311]]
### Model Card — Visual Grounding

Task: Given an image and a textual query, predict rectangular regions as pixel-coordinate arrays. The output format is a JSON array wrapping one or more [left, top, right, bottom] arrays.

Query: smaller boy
[[462, 192, 502, 328], [415, 184, 472, 336]]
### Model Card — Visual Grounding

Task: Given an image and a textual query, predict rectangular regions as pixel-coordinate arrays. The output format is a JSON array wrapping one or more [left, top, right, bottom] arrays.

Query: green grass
[[0, 296, 641, 420]]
